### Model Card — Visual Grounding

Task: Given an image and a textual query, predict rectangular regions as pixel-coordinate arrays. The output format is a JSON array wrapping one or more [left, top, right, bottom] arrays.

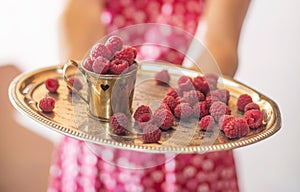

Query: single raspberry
[[244, 102, 260, 112], [193, 76, 209, 94], [109, 113, 129, 135], [166, 87, 179, 98], [244, 109, 264, 129], [92, 56, 110, 74], [174, 103, 193, 120], [182, 90, 205, 106], [39, 97, 55, 113], [142, 123, 162, 143], [223, 118, 250, 139], [68, 77, 83, 93], [83, 58, 94, 71], [153, 109, 174, 130], [114, 46, 136, 65], [208, 89, 230, 104], [199, 115, 215, 131], [162, 95, 177, 112], [133, 105, 152, 121], [109, 59, 129, 74], [90, 43, 112, 60], [105, 36, 123, 54], [218, 115, 235, 131], [193, 101, 209, 119], [45, 78, 59, 93], [155, 69, 170, 85], [237, 94, 253, 111], [178, 76, 194, 92], [209, 101, 231, 121]]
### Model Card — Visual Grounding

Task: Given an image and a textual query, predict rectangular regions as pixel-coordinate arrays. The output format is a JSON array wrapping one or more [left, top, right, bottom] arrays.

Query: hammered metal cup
[[63, 59, 138, 121]]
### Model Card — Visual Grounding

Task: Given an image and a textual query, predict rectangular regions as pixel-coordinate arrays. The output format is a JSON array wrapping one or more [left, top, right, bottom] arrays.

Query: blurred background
[[1, 0, 299, 191]]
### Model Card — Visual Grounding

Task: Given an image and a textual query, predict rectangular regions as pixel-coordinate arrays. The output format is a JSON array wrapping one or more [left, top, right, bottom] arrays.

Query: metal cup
[[63, 59, 138, 121]]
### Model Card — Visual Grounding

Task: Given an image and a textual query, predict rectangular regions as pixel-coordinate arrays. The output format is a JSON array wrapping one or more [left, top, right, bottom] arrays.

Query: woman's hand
[[183, 0, 251, 77], [59, 0, 106, 61]]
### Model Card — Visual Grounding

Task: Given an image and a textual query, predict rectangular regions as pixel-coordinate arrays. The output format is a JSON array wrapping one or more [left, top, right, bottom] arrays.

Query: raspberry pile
[[83, 36, 137, 75], [148, 72, 266, 140], [220, 94, 264, 139]]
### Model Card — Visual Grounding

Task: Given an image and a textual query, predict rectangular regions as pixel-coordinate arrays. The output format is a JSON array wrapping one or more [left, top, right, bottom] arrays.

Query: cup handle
[[63, 60, 88, 104]]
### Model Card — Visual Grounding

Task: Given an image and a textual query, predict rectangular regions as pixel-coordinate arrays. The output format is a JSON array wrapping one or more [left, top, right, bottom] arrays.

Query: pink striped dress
[[48, 1, 239, 191]]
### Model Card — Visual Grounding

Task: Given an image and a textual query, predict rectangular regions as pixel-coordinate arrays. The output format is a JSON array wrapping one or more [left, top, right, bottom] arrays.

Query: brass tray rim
[[8, 63, 282, 154]]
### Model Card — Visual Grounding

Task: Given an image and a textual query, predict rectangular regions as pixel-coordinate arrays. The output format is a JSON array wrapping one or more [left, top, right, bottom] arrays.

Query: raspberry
[[90, 43, 112, 60], [208, 89, 230, 104], [133, 105, 152, 121], [39, 97, 55, 113], [114, 46, 136, 65], [193, 76, 209, 94], [174, 103, 193, 120], [178, 76, 194, 92], [223, 118, 249, 139], [68, 77, 83, 93], [109, 113, 129, 135], [83, 58, 93, 71], [45, 78, 59, 93], [209, 101, 231, 121], [142, 123, 162, 143], [218, 115, 235, 131], [155, 69, 170, 85], [92, 56, 110, 74], [182, 90, 205, 106], [166, 87, 179, 98], [105, 36, 123, 54], [199, 115, 215, 131], [237, 94, 253, 111], [109, 59, 129, 74], [244, 109, 264, 129], [162, 95, 177, 112], [193, 101, 209, 119], [244, 102, 260, 112], [153, 109, 174, 130]]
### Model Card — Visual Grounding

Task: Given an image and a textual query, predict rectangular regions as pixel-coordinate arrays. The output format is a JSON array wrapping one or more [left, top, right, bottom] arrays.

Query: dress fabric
[[48, 0, 239, 191]]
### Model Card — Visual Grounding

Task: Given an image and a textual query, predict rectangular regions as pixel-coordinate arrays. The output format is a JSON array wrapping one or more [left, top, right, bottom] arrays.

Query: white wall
[[1, 0, 299, 191], [0, 0, 64, 71], [236, 0, 300, 191]]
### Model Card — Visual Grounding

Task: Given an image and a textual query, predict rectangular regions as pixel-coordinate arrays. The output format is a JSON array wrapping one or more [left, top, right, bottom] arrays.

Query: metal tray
[[9, 62, 281, 153]]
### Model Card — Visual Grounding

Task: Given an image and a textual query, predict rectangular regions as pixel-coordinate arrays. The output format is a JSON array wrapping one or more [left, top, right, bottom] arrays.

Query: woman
[[49, 0, 251, 191]]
